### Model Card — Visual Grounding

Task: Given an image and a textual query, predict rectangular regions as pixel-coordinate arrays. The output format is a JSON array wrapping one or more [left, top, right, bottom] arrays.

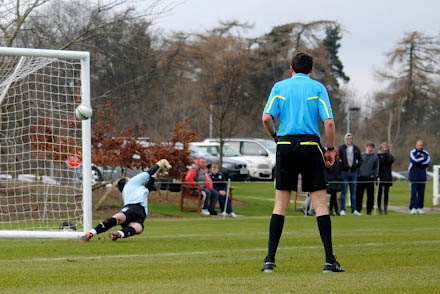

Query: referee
[[261, 52, 344, 273]]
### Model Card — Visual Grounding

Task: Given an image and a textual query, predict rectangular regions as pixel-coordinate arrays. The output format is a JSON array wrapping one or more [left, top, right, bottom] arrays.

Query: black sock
[[265, 214, 285, 263], [121, 226, 137, 238], [317, 215, 336, 263], [94, 217, 117, 234]]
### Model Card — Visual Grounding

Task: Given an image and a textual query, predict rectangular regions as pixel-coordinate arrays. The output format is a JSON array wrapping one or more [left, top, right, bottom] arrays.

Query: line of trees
[[1, 0, 439, 170]]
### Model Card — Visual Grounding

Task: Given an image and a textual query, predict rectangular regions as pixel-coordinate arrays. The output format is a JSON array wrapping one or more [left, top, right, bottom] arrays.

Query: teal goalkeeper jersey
[[263, 73, 333, 137], [122, 172, 150, 214]]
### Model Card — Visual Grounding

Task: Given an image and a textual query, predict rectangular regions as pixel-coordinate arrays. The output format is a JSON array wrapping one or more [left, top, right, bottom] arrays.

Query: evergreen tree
[[323, 25, 350, 86]]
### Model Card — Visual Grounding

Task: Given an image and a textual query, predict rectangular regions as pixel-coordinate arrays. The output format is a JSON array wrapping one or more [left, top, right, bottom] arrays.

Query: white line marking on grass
[[6, 240, 439, 263]]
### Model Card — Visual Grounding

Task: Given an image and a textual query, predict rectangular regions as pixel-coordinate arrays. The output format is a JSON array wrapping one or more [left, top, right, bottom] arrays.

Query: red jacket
[[185, 159, 213, 190]]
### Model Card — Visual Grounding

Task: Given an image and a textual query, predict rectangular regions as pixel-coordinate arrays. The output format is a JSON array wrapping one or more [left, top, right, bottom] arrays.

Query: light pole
[[346, 106, 360, 134], [209, 104, 213, 138]]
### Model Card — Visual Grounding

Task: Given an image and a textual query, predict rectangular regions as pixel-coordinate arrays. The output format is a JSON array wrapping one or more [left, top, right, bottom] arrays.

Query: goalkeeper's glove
[[154, 159, 172, 177]]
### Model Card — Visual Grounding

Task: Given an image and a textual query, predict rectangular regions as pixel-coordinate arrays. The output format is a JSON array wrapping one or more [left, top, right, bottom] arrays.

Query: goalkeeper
[[81, 159, 171, 241]]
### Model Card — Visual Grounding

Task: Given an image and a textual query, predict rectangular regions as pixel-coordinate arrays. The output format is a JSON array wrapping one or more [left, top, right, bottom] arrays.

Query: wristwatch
[[327, 146, 335, 151]]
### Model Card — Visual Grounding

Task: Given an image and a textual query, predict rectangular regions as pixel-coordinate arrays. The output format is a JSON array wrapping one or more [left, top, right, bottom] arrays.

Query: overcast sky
[[154, 0, 440, 99]]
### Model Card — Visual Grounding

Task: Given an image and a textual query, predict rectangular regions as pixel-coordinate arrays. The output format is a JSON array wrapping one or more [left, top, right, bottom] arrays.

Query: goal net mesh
[[0, 54, 84, 232]]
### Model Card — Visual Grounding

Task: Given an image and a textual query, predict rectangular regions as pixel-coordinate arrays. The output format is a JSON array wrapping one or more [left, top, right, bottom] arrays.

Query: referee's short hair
[[291, 52, 314, 74]]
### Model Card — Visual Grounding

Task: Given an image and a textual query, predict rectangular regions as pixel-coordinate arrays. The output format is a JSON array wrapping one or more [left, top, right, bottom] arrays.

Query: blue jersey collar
[[292, 73, 310, 79]]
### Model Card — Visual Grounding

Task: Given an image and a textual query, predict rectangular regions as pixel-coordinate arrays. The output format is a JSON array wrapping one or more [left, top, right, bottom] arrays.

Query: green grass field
[[1, 181, 439, 293]]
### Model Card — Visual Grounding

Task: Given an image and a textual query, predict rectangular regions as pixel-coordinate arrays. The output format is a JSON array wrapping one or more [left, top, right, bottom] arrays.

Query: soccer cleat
[[109, 231, 122, 241], [352, 210, 362, 216], [410, 208, 417, 214], [323, 260, 345, 273], [80, 232, 93, 241], [340, 210, 346, 216], [261, 262, 276, 273]]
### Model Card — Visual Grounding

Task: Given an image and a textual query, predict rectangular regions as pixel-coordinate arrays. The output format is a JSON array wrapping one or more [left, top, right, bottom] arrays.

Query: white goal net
[[0, 47, 92, 238]]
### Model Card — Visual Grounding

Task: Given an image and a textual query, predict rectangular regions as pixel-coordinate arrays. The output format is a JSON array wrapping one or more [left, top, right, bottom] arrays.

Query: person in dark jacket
[[356, 141, 379, 215], [377, 143, 394, 215], [325, 147, 343, 216], [210, 164, 237, 218], [338, 133, 363, 215], [408, 140, 430, 214]]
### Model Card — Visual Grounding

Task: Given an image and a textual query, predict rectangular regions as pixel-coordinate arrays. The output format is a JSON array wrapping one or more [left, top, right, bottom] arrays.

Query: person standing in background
[[325, 147, 343, 216], [377, 143, 394, 215], [356, 142, 379, 215], [338, 133, 362, 216], [408, 140, 430, 214]]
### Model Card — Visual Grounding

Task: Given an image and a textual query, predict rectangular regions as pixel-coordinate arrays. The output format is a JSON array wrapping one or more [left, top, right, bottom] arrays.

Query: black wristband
[[271, 133, 277, 138], [327, 146, 335, 151], [147, 164, 160, 176]]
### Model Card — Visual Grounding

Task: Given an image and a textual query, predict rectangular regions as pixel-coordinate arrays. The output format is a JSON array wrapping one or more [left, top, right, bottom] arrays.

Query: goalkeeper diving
[[81, 159, 172, 241]]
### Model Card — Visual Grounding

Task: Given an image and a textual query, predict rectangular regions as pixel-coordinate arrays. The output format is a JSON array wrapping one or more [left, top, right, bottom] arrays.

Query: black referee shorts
[[119, 203, 147, 229], [275, 135, 327, 192]]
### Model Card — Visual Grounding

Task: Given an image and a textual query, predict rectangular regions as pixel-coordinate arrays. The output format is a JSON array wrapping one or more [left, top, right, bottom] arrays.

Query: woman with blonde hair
[[377, 143, 395, 214]]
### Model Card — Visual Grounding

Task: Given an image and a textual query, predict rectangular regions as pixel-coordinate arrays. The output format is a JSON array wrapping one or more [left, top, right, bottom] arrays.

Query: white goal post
[[434, 165, 440, 206], [0, 47, 92, 238]]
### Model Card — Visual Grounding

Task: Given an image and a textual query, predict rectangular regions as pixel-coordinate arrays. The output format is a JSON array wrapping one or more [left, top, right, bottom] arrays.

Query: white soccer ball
[[75, 104, 93, 120]]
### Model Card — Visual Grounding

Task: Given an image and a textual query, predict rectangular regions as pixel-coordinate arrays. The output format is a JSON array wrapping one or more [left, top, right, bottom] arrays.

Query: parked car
[[203, 137, 276, 178], [189, 145, 249, 181], [191, 141, 272, 180], [159, 144, 249, 192]]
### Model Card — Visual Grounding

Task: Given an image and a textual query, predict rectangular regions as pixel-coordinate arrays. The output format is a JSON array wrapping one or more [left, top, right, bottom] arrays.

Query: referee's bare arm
[[262, 113, 277, 142], [324, 118, 336, 168]]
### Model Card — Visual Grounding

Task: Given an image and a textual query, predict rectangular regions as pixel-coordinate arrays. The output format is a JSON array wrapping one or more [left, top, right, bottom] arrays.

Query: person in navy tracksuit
[[408, 140, 430, 214], [210, 164, 237, 217]]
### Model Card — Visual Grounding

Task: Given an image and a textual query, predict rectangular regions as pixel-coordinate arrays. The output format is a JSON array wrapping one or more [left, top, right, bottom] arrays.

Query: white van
[[192, 141, 273, 180], [204, 138, 276, 178]]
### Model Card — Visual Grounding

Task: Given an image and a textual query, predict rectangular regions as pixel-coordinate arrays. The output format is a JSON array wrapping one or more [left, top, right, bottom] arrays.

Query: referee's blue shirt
[[263, 73, 333, 138], [122, 172, 150, 215]]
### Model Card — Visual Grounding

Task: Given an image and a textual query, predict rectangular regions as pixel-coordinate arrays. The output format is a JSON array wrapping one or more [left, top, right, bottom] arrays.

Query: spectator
[[356, 141, 379, 215], [185, 157, 219, 216], [338, 133, 363, 216], [409, 140, 430, 214], [209, 164, 237, 218], [325, 147, 343, 216], [377, 143, 395, 215]]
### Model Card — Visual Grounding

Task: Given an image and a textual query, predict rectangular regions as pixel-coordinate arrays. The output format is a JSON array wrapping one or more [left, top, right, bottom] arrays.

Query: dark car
[[189, 145, 249, 181]]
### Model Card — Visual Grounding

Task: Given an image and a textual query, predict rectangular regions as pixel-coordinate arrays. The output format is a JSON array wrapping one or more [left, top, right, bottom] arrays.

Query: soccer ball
[[75, 104, 93, 120]]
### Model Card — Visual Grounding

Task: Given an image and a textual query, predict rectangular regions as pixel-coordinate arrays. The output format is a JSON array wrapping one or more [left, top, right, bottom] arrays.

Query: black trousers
[[329, 192, 339, 213], [377, 183, 390, 209], [356, 177, 375, 214]]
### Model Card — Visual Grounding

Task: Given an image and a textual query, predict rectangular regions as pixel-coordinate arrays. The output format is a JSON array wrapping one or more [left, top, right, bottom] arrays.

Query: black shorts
[[275, 135, 327, 192], [119, 204, 147, 229]]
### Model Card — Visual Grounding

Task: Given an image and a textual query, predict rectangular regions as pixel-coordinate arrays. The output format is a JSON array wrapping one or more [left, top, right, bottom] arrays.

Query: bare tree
[[375, 31, 440, 146], [185, 22, 253, 168], [0, 0, 50, 46], [1, 0, 176, 49]]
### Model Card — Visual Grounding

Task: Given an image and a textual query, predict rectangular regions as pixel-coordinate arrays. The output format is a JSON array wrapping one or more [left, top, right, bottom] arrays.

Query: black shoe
[[209, 209, 218, 216], [323, 260, 345, 273], [261, 262, 276, 273]]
